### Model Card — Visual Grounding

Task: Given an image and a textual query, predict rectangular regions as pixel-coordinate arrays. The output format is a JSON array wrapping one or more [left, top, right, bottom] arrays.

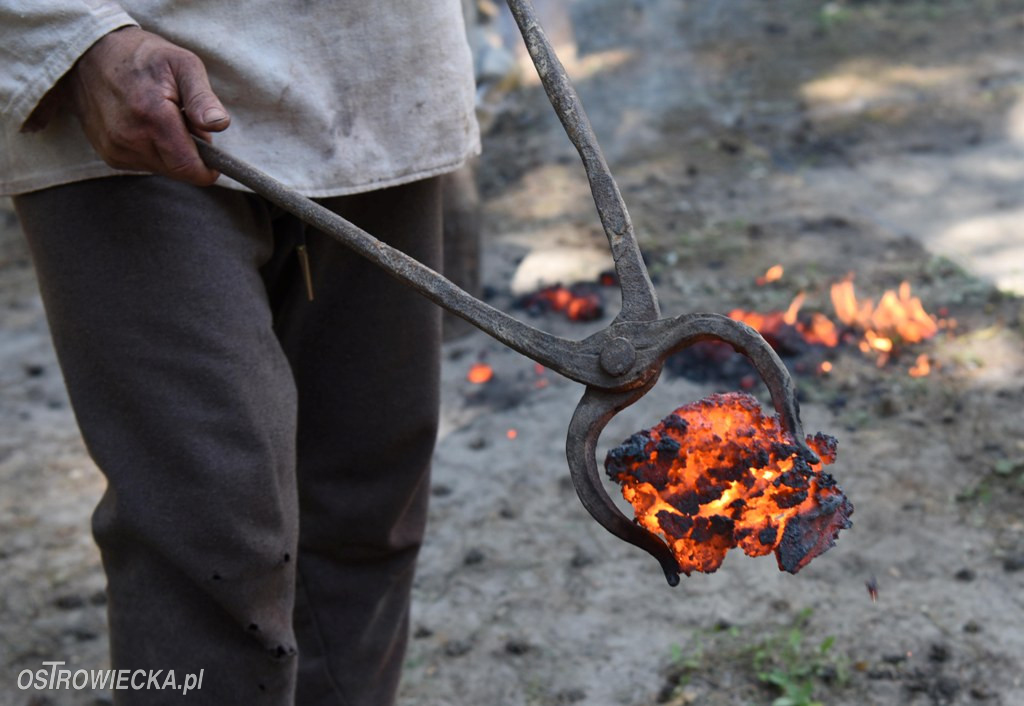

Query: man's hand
[[67, 26, 230, 186]]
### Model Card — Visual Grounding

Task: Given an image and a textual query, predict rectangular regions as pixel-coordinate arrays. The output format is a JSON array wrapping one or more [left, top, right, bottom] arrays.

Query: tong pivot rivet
[[599, 337, 636, 377]]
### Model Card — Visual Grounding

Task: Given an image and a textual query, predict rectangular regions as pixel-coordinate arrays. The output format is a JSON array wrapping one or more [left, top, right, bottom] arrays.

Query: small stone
[[505, 639, 531, 655], [970, 685, 994, 700], [569, 547, 594, 569], [443, 639, 472, 657], [877, 395, 901, 417], [54, 594, 86, 610], [936, 676, 960, 698], [413, 626, 433, 639], [555, 688, 586, 703], [431, 484, 453, 497], [963, 620, 982, 634], [463, 548, 485, 565], [1002, 555, 1024, 572], [928, 643, 950, 663], [953, 568, 975, 582]]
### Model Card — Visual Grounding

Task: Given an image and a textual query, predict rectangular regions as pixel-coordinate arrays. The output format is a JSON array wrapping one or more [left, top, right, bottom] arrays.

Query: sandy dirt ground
[[3, 1, 1024, 705]]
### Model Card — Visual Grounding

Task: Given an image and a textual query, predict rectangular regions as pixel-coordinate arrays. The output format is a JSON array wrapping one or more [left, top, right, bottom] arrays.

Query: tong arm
[[506, 0, 659, 325], [195, 137, 637, 390]]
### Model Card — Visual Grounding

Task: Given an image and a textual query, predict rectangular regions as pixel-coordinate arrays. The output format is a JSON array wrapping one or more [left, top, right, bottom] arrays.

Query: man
[[1, 2, 479, 704]]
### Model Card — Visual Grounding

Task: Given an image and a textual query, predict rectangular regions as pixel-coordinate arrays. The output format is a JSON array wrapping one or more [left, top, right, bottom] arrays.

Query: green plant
[[752, 609, 844, 706]]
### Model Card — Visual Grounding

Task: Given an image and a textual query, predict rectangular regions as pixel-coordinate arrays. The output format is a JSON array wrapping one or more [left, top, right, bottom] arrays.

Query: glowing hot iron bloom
[[605, 392, 852, 576]]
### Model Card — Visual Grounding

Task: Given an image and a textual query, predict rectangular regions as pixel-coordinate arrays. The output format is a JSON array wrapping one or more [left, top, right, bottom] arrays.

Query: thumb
[[174, 54, 231, 132]]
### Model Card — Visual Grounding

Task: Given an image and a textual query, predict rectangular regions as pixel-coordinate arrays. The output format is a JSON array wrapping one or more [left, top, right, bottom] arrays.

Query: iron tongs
[[194, 0, 816, 586]]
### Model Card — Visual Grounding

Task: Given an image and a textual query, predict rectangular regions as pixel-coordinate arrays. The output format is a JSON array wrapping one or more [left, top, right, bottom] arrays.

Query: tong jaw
[[567, 314, 816, 586]]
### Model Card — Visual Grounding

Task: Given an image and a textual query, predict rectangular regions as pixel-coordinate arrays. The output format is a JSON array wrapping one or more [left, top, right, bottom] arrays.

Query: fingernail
[[202, 107, 228, 124]]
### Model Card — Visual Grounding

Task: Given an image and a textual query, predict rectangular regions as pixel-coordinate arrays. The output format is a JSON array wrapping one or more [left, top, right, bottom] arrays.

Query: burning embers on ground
[[674, 268, 951, 385], [514, 272, 617, 322], [606, 392, 853, 576]]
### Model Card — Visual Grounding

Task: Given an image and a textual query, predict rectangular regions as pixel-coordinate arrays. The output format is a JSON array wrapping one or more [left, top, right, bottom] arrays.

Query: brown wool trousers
[[14, 174, 443, 705]]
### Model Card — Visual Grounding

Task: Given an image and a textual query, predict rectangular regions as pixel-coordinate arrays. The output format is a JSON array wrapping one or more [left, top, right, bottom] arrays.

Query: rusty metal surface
[[504, 0, 659, 326], [192, 0, 818, 585]]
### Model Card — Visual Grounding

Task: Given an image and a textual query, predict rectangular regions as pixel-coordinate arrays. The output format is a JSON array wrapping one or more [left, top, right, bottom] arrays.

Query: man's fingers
[[152, 109, 220, 185], [173, 54, 230, 132]]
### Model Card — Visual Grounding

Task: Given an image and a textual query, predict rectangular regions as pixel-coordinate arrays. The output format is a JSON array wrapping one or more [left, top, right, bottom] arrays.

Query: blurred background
[[2, 1, 1023, 704]]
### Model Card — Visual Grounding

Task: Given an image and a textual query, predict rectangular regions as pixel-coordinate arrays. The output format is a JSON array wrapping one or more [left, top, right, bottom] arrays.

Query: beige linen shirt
[[0, 1, 480, 196]]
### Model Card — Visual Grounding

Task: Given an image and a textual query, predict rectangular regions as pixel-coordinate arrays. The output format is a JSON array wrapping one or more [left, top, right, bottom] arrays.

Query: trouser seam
[[296, 563, 354, 706]]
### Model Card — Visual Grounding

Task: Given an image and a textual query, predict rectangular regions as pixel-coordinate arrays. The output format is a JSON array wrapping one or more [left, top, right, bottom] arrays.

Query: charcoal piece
[[657, 510, 693, 538], [666, 490, 701, 515], [694, 474, 723, 503], [690, 516, 713, 543], [605, 431, 652, 480], [771, 441, 802, 459], [758, 526, 778, 546], [634, 462, 669, 489], [655, 435, 681, 459], [816, 472, 838, 489], [776, 468, 810, 489], [774, 489, 809, 508], [662, 413, 689, 434], [690, 515, 733, 543], [775, 492, 854, 573], [708, 461, 748, 483], [808, 431, 838, 463], [708, 514, 734, 536], [745, 447, 771, 469]]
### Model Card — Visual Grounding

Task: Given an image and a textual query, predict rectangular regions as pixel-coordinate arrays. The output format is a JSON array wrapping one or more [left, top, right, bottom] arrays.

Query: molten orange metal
[[467, 362, 494, 384], [606, 392, 852, 575]]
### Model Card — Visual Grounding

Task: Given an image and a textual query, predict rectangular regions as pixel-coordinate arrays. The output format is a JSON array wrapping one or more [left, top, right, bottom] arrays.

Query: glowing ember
[[533, 363, 549, 389], [908, 353, 930, 378], [518, 284, 603, 321], [506, 428, 518, 440], [756, 264, 784, 286], [605, 392, 852, 575], [729, 291, 839, 351], [467, 363, 494, 384]]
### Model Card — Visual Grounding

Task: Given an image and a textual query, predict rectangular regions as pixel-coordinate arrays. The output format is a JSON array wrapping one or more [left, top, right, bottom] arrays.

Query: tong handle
[[193, 136, 626, 389], [506, 0, 659, 325]]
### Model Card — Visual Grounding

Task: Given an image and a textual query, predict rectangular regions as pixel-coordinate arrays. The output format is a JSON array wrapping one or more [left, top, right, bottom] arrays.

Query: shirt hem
[[214, 145, 482, 198], [0, 143, 481, 198]]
